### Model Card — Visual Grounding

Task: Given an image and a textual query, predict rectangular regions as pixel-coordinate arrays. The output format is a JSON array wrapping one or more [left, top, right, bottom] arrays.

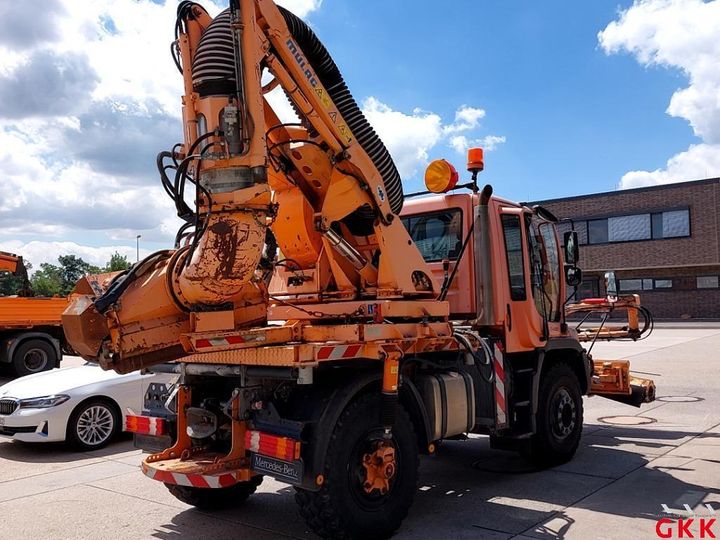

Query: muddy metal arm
[[63, 0, 439, 373]]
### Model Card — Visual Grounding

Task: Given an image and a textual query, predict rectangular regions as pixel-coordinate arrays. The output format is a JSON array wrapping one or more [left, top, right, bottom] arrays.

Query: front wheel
[[67, 399, 120, 451], [522, 362, 583, 467], [295, 394, 419, 540]]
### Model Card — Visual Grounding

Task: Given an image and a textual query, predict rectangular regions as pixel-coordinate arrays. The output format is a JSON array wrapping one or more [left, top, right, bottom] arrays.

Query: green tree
[[0, 261, 31, 296], [105, 252, 130, 272], [31, 263, 64, 296]]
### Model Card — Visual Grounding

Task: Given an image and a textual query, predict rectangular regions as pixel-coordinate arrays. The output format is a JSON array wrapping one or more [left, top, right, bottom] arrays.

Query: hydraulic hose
[[189, 6, 404, 231], [278, 6, 404, 222]]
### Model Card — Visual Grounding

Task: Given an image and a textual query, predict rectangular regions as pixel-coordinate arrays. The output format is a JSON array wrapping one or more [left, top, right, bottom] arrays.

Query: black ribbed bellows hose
[[188, 6, 404, 232]]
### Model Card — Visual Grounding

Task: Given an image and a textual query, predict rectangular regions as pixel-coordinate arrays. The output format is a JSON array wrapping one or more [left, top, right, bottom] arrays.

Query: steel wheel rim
[[24, 349, 48, 372], [348, 429, 400, 510], [76, 405, 114, 446], [551, 388, 576, 441]]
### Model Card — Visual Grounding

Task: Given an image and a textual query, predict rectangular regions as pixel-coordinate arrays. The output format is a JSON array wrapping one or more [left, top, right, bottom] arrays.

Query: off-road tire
[[295, 393, 419, 540], [165, 475, 263, 511], [11, 339, 56, 377], [522, 362, 583, 467]]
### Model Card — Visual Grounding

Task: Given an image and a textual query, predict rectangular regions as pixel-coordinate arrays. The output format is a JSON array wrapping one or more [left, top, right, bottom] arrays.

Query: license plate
[[251, 453, 303, 484]]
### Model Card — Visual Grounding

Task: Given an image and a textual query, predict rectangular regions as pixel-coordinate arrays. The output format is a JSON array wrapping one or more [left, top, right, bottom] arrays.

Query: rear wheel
[[522, 362, 583, 467], [11, 339, 56, 377], [295, 393, 419, 540], [165, 476, 263, 510]]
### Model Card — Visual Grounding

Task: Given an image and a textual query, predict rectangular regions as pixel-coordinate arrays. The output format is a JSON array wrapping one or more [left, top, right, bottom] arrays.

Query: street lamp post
[[136, 235, 141, 262]]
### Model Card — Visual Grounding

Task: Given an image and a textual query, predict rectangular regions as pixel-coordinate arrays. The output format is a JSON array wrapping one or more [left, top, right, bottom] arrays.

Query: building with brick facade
[[531, 177, 720, 319]]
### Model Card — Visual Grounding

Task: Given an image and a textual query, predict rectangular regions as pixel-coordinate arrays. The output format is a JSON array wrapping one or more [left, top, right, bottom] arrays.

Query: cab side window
[[501, 214, 526, 301], [401, 209, 463, 262]]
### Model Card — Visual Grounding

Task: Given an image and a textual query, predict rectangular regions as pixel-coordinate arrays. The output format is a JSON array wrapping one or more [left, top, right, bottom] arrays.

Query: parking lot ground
[[1, 325, 719, 539]]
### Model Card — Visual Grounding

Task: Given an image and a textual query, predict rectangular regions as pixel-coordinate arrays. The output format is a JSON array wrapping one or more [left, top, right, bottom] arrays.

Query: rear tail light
[[126, 415, 166, 436], [245, 429, 301, 461]]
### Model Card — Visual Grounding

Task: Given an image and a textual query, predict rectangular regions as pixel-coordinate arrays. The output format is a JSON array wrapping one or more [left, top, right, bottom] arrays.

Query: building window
[[563, 209, 689, 245], [608, 214, 651, 242], [697, 276, 719, 289], [619, 278, 663, 292], [659, 209, 690, 238], [588, 219, 608, 244]]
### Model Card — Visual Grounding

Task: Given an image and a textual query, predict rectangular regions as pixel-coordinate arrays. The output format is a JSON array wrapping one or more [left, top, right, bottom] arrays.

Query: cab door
[[496, 207, 545, 352]]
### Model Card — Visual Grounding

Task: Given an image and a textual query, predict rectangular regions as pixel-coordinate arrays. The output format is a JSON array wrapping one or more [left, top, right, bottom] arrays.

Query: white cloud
[[618, 143, 720, 188], [276, 0, 323, 18], [599, 0, 720, 188], [444, 106, 486, 134], [0, 0, 502, 266], [0, 240, 149, 271], [449, 134, 507, 155], [362, 98, 504, 180]]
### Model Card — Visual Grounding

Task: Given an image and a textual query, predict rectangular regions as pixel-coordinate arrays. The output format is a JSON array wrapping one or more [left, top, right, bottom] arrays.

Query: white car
[[0, 362, 175, 450]]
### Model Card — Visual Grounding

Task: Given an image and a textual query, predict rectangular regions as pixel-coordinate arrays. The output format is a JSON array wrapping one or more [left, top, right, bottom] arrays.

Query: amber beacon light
[[424, 159, 459, 193], [467, 147, 485, 173]]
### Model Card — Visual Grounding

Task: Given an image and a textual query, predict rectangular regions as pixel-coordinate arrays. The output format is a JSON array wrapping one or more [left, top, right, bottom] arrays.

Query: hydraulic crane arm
[[63, 0, 443, 373]]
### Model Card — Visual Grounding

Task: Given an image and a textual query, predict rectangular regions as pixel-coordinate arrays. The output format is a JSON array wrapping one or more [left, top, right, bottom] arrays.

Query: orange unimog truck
[[0, 251, 68, 376], [62, 2, 655, 538]]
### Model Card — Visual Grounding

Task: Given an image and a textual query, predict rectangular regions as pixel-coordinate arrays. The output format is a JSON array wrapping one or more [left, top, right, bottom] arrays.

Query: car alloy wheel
[[76, 404, 115, 447]]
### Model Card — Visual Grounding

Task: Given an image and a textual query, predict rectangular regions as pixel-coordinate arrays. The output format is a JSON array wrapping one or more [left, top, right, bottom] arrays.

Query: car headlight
[[17, 395, 71, 409]]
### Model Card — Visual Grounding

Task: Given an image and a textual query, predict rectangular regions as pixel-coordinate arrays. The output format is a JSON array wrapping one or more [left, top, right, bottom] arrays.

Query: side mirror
[[604, 271, 618, 301], [565, 266, 583, 287], [564, 231, 580, 265]]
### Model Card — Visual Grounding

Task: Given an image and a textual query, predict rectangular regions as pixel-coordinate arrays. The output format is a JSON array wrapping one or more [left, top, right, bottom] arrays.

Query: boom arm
[[63, 0, 443, 372]]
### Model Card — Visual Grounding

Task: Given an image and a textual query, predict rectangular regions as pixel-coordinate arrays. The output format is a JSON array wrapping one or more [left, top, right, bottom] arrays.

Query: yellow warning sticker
[[314, 88, 332, 109], [338, 124, 353, 144]]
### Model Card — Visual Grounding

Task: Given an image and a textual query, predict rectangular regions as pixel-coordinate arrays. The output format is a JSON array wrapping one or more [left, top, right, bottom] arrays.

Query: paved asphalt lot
[[0, 326, 719, 539]]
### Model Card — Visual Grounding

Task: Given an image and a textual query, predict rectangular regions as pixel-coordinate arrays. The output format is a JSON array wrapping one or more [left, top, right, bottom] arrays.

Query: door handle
[[506, 304, 512, 332]]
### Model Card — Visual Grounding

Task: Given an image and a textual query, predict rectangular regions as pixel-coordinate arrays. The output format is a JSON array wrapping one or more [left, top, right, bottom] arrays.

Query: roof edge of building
[[527, 176, 720, 206]]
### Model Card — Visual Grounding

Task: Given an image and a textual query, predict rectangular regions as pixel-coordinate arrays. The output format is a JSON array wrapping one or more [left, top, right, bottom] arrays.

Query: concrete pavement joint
[[0, 456, 136, 485], [516, 420, 720, 538], [0, 469, 140, 505], [85, 483, 307, 539]]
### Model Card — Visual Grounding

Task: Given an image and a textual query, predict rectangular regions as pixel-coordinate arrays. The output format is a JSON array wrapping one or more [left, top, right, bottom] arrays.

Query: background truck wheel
[[67, 398, 120, 451], [522, 362, 583, 467], [295, 393, 419, 540], [11, 339, 56, 377], [165, 476, 263, 510]]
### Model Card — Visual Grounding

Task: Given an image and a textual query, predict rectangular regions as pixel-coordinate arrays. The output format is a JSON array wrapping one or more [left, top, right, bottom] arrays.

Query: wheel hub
[[361, 442, 396, 495], [553, 389, 576, 439]]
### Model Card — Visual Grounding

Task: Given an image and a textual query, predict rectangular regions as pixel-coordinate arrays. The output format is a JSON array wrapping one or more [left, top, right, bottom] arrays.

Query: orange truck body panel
[[0, 297, 68, 329]]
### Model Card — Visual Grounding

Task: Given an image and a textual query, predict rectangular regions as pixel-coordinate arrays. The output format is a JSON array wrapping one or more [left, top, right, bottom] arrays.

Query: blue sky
[[0, 0, 718, 267], [305, 0, 694, 200]]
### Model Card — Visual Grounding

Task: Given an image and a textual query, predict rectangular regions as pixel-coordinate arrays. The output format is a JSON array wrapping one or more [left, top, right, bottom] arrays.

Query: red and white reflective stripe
[[125, 415, 166, 436], [142, 463, 242, 489], [195, 335, 246, 349], [316, 343, 363, 361], [245, 429, 301, 461], [494, 343, 508, 428]]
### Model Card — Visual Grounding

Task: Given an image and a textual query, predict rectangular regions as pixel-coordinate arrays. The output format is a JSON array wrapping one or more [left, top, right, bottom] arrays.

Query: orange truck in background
[[0, 251, 68, 376]]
